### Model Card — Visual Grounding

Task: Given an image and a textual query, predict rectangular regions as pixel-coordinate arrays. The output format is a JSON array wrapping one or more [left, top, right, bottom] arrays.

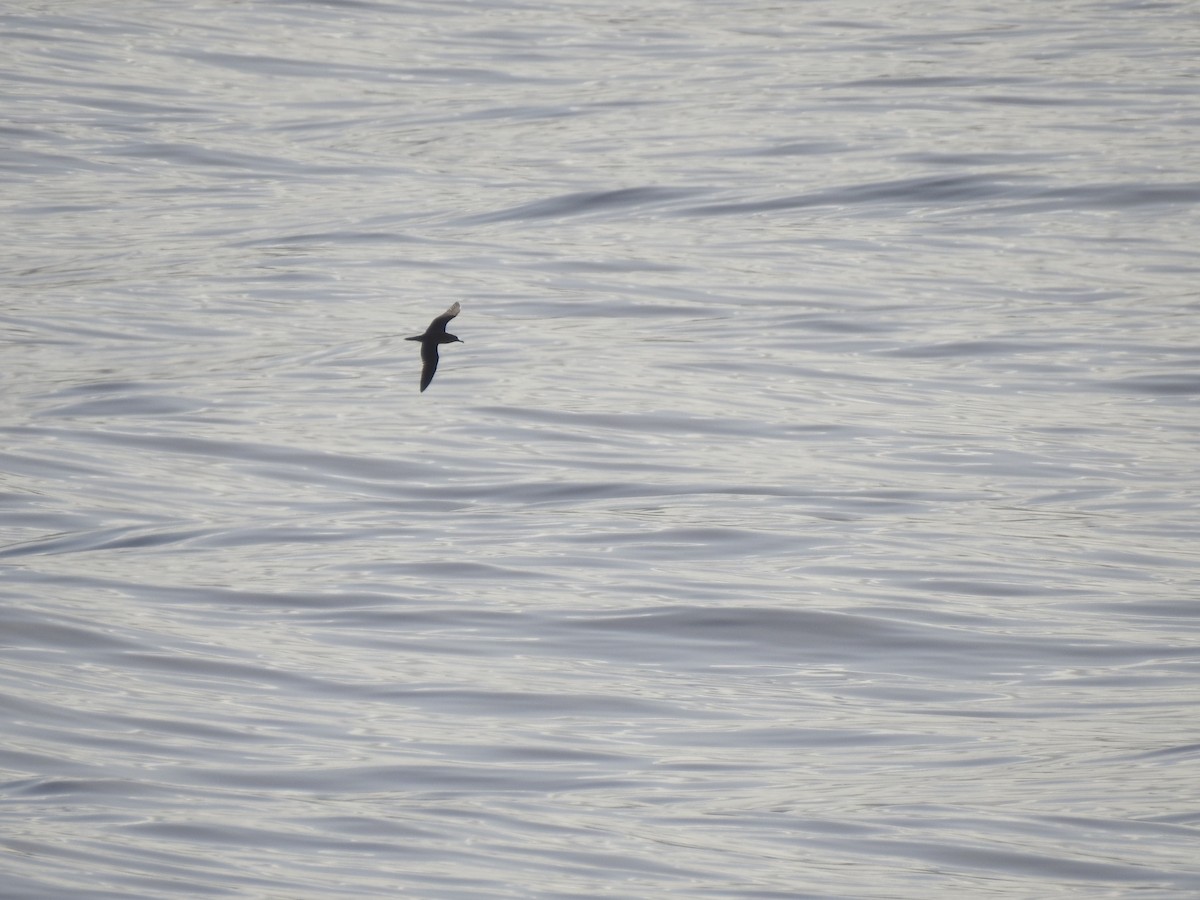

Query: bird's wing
[[419, 342, 440, 392], [426, 301, 461, 337]]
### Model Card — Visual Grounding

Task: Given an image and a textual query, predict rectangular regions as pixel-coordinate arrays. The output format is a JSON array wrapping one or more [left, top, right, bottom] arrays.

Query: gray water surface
[[3, 1, 1199, 897]]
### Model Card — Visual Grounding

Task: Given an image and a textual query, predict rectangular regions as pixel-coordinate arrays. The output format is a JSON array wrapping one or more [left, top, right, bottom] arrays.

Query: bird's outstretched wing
[[419, 343, 440, 392], [427, 301, 461, 338]]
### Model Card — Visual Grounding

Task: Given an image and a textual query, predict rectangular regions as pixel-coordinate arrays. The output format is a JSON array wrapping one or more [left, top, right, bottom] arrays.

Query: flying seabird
[[405, 301, 463, 392]]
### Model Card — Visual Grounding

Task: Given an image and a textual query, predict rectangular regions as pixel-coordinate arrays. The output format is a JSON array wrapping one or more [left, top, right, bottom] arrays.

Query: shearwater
[[405, 302, 463, 392]]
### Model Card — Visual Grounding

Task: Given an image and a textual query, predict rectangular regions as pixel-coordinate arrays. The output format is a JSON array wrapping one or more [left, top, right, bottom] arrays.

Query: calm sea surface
[[2, 1, 1199, 897]]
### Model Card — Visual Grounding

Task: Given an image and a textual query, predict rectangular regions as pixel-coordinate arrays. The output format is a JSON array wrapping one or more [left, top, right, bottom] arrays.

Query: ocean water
[[2, 1, 1199, 897]]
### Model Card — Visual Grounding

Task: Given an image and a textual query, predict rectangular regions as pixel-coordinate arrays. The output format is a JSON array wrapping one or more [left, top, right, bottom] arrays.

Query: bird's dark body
[[406, 301, 462, 392]]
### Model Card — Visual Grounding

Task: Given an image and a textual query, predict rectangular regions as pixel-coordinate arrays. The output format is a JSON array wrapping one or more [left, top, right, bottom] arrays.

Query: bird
[[405, 302, 463, 392]]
